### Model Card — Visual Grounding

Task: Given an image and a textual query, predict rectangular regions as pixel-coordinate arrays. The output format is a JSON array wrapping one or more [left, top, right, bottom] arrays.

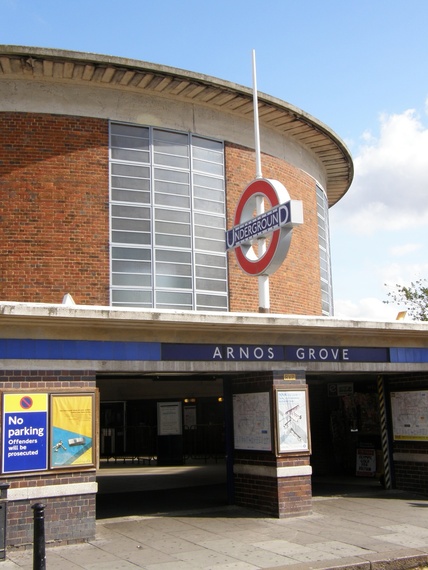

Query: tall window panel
[[316, 184, 334, 316], [110, 123, 227, 311]]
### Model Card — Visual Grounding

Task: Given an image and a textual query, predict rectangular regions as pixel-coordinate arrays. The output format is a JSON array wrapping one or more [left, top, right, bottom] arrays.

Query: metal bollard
[[31, 503, 46, 570], [0, 483, 9, 561]]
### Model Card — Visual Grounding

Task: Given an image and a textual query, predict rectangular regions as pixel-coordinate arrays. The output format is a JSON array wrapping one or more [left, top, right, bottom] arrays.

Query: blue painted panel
[[390, 348, 428, 363], [0, 339, 161, 361]]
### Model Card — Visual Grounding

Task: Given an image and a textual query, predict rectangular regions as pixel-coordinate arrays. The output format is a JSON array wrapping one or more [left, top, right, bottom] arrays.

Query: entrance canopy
[[0, 301, 427, 374]]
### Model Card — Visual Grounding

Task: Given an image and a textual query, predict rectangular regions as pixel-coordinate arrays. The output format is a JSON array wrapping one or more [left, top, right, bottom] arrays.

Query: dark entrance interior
[[308, 375, 385, 494], [96, 374, 229, 518]]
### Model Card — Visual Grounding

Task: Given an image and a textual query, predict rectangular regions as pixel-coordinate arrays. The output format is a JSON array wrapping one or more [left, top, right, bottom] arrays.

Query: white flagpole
[[252, 50, 269, 312], [252, 50, 262, 180]]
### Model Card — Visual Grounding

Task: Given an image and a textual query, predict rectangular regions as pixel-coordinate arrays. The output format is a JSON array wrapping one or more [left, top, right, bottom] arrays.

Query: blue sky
[[3, 0, 428, 320]]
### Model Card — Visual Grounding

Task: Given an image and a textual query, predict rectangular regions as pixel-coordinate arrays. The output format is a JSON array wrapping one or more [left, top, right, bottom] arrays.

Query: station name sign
[[161, 344, 389, 362], [226, 202, 291, 250]]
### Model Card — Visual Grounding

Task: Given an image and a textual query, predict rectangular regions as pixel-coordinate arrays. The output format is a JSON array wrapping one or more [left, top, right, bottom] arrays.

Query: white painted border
[[233, 464, 312, 478], [393, 453, 428, 464], [8, 482, 98, 501]]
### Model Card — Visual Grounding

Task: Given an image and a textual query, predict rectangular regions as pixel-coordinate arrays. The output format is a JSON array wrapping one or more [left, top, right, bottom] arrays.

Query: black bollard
[[31, 503, 46, 570]]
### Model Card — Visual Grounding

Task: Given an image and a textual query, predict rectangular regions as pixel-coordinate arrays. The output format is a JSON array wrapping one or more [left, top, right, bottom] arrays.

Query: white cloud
[[334, 297, 403, 321], [381, 260, 428, 287], [331, 107, 428, 235], [389, 243, 422, 256]]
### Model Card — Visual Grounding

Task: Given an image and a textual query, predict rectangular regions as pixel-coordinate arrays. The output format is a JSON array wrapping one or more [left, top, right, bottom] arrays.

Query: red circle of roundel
[[20, 396, 33, 410], [234, 179, 281, 276]]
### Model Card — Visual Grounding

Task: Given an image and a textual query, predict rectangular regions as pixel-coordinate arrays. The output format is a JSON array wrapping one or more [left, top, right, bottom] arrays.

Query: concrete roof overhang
[[0, 45, 353, 206], [0, 302, 427, 375]]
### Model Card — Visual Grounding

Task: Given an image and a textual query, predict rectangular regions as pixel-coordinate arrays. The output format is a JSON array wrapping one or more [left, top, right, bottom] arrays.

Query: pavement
[[2, 464, 428, 570]]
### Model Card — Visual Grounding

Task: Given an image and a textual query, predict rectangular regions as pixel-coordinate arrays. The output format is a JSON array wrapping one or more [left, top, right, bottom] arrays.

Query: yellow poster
[[51, 394, 94, 468]]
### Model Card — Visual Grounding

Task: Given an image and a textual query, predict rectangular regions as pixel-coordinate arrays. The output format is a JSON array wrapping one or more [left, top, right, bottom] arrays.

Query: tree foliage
[[384, 279, 428, 321]]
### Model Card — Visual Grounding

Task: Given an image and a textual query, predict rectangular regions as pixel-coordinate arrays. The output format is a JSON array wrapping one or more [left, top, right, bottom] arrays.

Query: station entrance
[[96, 372, 386, 519], [308, 375, 385, 495], [96, 373, 229, 518]]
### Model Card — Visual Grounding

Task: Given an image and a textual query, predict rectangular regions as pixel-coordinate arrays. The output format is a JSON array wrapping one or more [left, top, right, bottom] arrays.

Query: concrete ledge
[[393, 452, 428, 464], [233, 464, 312, 478], [8, 481, 98, 501]]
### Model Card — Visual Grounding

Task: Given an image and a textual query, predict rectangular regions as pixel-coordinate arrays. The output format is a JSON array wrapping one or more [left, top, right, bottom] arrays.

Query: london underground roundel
[[225, 178, 303, 276]]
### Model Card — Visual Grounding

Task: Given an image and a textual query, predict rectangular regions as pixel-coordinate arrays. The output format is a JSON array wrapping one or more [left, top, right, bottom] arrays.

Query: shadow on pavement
[[96, 483, 228, 519]]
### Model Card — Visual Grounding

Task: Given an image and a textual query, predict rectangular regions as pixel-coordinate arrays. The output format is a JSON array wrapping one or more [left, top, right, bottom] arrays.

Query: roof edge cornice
[[0, 45, 353, 205]]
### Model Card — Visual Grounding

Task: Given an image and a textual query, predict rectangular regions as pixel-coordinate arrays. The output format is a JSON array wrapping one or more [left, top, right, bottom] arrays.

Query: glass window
[[110, 123, 228, 310], [316, 184, 333, 316]]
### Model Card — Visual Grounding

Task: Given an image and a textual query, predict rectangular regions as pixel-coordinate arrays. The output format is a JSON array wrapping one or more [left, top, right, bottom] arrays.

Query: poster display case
[[274, 386, 311, 454]]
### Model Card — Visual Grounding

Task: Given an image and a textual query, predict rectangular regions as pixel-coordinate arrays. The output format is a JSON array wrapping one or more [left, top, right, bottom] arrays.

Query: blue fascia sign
[[161, 344, 390, 362], [1, 339, 427, 364]]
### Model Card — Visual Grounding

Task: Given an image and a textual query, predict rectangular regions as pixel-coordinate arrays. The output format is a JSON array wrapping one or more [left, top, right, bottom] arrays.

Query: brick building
[[0, 46, 427, 548]]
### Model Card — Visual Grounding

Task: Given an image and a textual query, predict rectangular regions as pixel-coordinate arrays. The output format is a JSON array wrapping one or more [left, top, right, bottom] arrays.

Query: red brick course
[[0, 113, 109, 305]]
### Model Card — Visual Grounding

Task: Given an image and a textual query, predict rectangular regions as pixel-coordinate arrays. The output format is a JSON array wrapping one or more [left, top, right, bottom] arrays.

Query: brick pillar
[[231, 371, 312, 518]]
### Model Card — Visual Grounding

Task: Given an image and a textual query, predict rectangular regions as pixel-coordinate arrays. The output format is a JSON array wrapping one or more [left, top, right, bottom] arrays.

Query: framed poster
[[183, 405, 197, 429], [157, 402, 182, 435], [390, 390, 428, 441], [50, 393, 96, 468], [275, 387, 311, 454], [233, 392, 272, 451]]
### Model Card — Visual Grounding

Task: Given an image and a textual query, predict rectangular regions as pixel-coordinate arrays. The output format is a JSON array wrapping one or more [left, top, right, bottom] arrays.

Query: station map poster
[[275, 388, 310, 453], [2, 393, 48, 474], [51, 394, 95, 468], [233, 392, 272, 451], [390, 390, 428, 441]]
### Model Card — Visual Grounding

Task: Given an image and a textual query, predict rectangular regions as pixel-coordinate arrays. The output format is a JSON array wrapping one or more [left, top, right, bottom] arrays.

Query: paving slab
[[3, 487, 428, 570]]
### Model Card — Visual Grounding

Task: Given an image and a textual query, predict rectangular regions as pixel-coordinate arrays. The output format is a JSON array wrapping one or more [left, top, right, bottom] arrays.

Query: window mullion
[[149, 127, 156, 307], [190, 134, 196, 310]]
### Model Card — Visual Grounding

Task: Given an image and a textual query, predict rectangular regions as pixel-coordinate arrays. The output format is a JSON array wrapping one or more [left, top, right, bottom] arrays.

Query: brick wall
[[0, 113, 110, 305], [278, 475, 312, 518], [6, 478, 96, 548], [225, 143, 322, 315], [0, 370, 97, 546]]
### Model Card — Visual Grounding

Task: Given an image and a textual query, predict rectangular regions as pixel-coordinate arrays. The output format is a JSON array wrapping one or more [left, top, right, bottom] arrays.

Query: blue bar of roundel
[[390, 348, 428, 363], [0, 339, 160, 360]]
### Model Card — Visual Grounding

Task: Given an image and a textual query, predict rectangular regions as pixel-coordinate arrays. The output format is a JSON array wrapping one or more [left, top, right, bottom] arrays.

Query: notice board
[[233, 392, 272, 451], [390, 390, 428, 441]]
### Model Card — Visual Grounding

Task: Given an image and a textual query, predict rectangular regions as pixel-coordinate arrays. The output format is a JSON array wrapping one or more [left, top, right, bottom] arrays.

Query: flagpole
[[252, 49, 270, 312], [252, 49, 262, 180]]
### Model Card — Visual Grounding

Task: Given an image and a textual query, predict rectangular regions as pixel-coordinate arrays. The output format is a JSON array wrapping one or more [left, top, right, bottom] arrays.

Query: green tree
[[384, 279, 428, 321]]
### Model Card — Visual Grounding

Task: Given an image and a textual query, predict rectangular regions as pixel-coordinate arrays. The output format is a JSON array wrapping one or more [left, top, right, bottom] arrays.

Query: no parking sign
[[2, 393, 48, 473]]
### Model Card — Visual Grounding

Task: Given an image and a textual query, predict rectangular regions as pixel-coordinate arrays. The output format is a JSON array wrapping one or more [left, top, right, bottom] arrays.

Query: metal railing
[[100, 424, 225, 464]]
